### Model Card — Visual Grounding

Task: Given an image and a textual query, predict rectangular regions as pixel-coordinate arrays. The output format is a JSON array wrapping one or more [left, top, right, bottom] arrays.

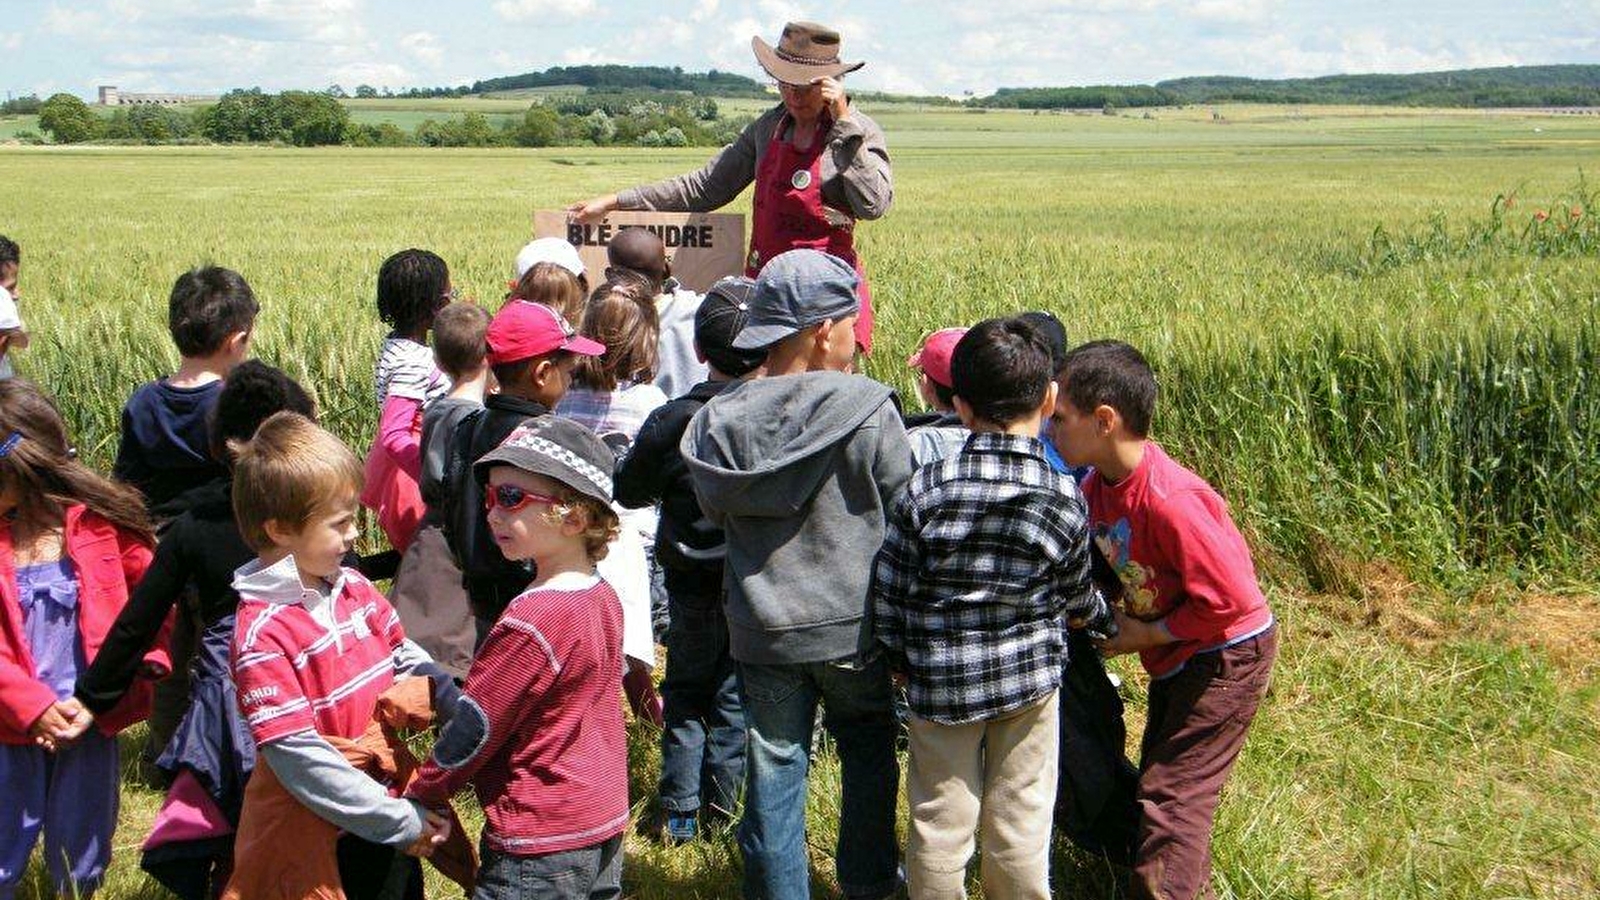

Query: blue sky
[[2, 0, 1597, 100]]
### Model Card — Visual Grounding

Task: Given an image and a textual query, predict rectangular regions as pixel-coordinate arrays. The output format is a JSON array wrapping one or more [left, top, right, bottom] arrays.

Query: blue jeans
[[737, 655, 900, 900], [474, 835, 622, 900], [659, 592, 746, 816]]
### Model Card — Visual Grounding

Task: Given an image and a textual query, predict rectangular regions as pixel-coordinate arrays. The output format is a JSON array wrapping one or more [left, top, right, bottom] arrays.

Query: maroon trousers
[[1132, 626, 1278, 900]]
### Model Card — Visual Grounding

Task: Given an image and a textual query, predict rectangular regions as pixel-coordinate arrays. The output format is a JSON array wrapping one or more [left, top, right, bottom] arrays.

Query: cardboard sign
[[533, 210, 746, 293]]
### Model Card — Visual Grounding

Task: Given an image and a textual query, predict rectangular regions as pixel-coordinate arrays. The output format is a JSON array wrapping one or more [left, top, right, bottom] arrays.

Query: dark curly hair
[[377, 249, 450, 335], [209, 360, 317, 465]]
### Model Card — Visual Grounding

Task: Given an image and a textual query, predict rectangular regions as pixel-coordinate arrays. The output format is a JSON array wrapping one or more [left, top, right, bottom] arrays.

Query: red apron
[[747, 114, 875, 353]]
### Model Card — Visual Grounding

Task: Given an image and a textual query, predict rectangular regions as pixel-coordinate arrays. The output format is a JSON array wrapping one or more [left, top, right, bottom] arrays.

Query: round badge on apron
[[791, 169, 813, 190]]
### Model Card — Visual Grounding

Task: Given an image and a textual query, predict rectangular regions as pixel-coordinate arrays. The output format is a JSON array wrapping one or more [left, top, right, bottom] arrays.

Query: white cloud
[[690, 0, 719, 22], [1187, 0, 1271, 24], [493, 0, 595, 23], [399, 31, 443, 66], [329, 60, 412, 86], [561, 45, 626, 65], [0, 32, 21, 51], [43, 5, 109, 38]]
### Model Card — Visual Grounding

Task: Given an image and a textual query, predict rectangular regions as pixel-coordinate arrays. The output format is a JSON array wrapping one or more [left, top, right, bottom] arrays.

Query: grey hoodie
[[681, 370, 914, 664]]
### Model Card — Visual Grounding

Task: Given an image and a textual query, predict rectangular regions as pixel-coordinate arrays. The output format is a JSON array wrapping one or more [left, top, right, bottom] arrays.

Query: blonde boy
[[228, 412, 449, 896]]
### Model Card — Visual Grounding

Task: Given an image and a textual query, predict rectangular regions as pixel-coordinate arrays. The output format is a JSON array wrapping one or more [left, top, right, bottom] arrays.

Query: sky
[[2, 0, 1597, 101]]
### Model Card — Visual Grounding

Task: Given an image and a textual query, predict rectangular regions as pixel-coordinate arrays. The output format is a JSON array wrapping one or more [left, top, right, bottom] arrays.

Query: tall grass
[[2, 106, 1597, 898], [1163, 324, 1600, 589]]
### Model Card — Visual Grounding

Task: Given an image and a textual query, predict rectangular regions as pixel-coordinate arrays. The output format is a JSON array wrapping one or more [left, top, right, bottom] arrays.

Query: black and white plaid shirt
[[872, 431, 1111, 725]]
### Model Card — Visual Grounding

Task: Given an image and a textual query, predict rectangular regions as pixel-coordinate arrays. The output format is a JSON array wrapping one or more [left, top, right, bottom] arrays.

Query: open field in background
[[2, 104, 1597, 898]]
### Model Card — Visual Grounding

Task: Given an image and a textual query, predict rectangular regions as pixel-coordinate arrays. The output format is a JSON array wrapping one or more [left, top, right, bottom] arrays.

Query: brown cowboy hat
[[751, 21, 865, 84]]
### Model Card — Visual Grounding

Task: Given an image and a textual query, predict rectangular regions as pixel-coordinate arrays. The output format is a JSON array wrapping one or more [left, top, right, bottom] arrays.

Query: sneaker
[[664, 813, 698, 845]]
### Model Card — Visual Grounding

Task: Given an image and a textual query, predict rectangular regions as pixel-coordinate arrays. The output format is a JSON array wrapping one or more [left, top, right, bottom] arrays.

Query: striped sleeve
[[232, 614, 315, 745], [378, 341, 442, 403], [407, 609, 560, 804]]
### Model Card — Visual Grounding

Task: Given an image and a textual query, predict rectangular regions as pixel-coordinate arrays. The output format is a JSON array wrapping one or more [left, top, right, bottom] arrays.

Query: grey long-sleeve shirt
[[258, 638, 443, 848], [616, 103, 893, 222]]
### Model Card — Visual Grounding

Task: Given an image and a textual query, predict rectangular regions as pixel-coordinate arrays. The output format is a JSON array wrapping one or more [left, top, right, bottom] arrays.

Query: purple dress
[[0, 559, 120, 899]]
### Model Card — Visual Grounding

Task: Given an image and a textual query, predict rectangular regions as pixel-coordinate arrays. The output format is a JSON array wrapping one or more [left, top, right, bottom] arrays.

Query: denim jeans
[[659, 592, 746, 816], [737, 655, 900, 900], [474, 835, 623, 900]]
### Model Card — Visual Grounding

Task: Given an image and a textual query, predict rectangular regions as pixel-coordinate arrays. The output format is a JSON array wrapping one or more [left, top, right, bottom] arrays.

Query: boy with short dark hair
[[874, 316, 1112, 900], [115, 265, 258, 785], [682, 249, 913, 900], [615, 276, 766, 843], [0, 235, 27, 379], [115, 266, 258, 516], [390, 301, 494, 679], [1050, 339, 1277, 900], [226, 412, 455, 898]]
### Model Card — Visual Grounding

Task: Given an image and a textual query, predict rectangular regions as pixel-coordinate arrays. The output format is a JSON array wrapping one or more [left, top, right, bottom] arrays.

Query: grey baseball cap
[[474, 416, 614, 506], [732, 249, 860, 350]]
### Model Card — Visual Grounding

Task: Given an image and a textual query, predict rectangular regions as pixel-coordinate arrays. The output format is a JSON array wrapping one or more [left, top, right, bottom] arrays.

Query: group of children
[[0, 227, 1276, 900]]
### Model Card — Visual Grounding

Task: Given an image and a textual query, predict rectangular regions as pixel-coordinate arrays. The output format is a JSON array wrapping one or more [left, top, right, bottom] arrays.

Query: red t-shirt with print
[[1081, 442, 1273, 678]]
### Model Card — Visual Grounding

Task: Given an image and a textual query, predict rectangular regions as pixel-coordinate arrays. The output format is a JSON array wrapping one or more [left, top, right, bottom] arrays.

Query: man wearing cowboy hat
[[567, 20, 893, 356]]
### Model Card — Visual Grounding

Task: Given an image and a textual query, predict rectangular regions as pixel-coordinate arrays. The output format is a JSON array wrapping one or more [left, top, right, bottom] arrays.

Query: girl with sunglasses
[[409, 416, 629, 900]]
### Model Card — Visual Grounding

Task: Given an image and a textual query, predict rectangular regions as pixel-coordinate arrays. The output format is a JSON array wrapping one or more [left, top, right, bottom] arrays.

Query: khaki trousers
[[906, 691, 1060, 900]]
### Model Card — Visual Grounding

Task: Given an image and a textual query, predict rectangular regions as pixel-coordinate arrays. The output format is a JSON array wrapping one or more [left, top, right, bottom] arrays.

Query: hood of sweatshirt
[[683, 370, 895, 519]]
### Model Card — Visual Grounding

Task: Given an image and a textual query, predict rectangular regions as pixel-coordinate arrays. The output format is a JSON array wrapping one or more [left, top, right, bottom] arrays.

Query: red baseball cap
[[907, 327, 967, 389], [486, 301, 604, 366]]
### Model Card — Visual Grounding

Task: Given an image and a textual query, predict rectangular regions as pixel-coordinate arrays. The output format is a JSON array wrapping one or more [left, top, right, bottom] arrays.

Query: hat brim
[[562, 335, 606, 357], [731, 321, 799, 351], [472, 449, 612, 508], [752, 35, 864, 85]]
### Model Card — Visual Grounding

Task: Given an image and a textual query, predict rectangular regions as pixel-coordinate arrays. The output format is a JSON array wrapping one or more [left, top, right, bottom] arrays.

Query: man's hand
[[812, 77, 850, 121], [402, 804, 451, 858], [565, 194, 619, 224]]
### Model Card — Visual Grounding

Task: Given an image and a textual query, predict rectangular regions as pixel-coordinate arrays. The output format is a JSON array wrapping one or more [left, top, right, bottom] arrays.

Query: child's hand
[[52, 698, 96, 745], [402, 804, 451, 858], [28, 703, 72, 751], [1096, 610, 1176, 657], [29, 699, 92, 751]]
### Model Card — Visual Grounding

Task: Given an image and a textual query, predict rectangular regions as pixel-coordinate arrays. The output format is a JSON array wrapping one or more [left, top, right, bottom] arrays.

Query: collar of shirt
[[232, 554, 351, 649]]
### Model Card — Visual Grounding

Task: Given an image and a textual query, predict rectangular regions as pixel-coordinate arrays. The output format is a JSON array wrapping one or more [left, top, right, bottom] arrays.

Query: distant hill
[[1159, 64, 1600, 107], [469, 65, 767, 98], [971, 65, 1600, 110], [389, 63, 1600, 110]]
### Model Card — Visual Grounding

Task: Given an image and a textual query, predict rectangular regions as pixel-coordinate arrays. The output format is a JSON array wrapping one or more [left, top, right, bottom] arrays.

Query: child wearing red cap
[[905, 327, 969, 466], [439, 301, 603, 640]]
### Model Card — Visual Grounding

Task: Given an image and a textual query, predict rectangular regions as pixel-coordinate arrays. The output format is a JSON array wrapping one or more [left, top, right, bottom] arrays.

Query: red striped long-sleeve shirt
[[407, 574, 627, 855]]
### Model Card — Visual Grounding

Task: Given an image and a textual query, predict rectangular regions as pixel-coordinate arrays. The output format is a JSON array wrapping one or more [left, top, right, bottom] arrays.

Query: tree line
[[28, 89, 751, 148]]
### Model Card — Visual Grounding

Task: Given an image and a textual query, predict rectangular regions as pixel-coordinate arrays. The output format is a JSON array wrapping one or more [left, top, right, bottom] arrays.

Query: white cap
[[514, 237, 586, 281]]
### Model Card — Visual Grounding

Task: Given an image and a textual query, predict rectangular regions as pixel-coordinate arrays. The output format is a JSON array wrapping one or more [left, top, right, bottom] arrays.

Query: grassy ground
[[1, 104, 1596, 897]]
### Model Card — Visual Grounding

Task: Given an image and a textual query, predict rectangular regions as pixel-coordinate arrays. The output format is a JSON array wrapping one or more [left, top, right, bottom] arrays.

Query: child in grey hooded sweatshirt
[[682, 249, 914, 900]]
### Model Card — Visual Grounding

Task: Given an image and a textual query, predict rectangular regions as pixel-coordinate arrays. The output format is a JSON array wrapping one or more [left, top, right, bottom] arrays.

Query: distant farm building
[[97, 86, 219, 106]]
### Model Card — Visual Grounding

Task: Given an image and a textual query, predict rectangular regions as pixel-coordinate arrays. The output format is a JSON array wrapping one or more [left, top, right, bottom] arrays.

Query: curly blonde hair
[[538, 494, 621, 562]]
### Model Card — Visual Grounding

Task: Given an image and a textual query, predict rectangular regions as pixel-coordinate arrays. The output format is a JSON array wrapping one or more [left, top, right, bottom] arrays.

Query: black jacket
[[76, 477, 373, 714], [614, 380, 734, 598], [76, 478, 253, 714], [440, 393, 549, 623]]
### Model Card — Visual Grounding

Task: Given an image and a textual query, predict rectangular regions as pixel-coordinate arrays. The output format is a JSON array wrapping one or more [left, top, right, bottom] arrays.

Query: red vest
[[747, 112, 877, 352]]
